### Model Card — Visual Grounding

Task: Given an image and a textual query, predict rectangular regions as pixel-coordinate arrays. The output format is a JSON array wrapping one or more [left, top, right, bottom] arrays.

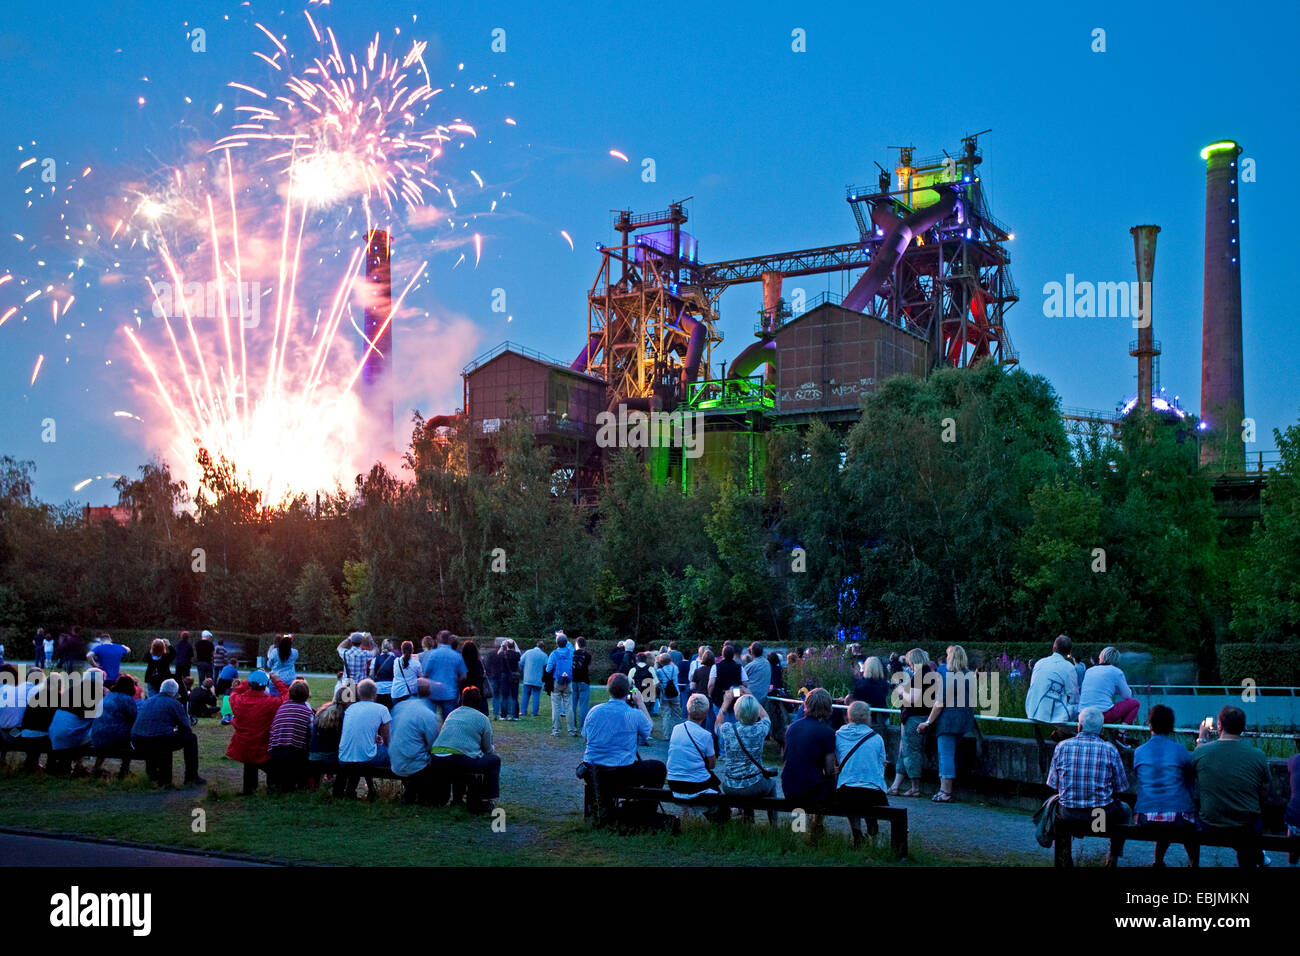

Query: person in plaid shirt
[[337, 632, 376, 684], [1047, 707, 1131, 866]]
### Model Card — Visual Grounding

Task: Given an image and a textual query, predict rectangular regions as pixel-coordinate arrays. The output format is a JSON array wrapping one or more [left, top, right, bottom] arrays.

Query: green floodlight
[[1200, 141, 1238, 160]]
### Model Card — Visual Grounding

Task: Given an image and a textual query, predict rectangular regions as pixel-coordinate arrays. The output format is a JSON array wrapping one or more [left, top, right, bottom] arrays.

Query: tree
[[291, 561, 345, 633], [1232, 415, 1300, 640]]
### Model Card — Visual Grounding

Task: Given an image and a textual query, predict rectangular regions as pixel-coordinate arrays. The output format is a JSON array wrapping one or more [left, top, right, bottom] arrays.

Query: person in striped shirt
[[268, 680, 314, 793], [1047, 707, 1131, 866]]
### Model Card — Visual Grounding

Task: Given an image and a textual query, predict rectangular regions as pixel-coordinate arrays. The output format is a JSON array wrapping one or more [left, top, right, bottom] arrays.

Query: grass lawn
[[0, 668, 932, 867]]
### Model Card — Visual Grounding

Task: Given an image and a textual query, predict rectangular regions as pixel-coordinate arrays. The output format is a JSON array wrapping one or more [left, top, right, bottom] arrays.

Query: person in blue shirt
[[92, 675, 139, 778], [545, 632, 575, 737], [580, 674, 666, 826], [1132, 703, 1198, 867], [420, 630, 467, 720], [87, 636, 130, 683], [131, 679, 204, 786]]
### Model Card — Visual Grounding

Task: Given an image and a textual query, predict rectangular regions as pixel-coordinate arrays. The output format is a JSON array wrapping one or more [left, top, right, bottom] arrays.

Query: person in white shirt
[[334, 679, 391, 799], [835, 701, 889, 847], [1079, 646, 1139, 725], [390, 641, 422, 705], [1025, 635, 1081, 725], [665, 694, 718, 803]]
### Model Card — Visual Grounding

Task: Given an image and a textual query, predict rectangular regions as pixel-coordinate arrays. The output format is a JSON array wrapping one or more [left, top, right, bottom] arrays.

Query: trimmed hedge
[[828, 642, 1153, 668], [1218, 644, 1300, 688]]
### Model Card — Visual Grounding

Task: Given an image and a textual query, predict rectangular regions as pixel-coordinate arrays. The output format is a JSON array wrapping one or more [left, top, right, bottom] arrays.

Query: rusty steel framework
[[585, 202, 722, 408]]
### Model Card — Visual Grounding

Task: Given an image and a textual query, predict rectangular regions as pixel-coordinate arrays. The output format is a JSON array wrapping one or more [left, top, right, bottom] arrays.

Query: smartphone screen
[[733, 687, 742, 698]]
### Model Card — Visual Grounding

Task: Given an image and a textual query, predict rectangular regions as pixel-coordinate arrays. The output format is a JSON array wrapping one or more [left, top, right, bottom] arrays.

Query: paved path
[[0, 831, 273, 867]]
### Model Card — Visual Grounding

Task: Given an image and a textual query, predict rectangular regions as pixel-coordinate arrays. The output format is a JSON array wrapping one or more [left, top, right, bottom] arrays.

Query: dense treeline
[[1, 364, 1296, 662]]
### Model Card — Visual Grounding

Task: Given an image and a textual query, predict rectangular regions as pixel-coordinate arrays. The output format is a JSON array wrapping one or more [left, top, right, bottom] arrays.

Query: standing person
[[211, 637, 230, 678], [391, 641, 422, 707], [847, 656, 891, 717], [1047, 707, 1130, 867], [744, 642, 772, 711], [173, 631, 194, 682], [571, 637, 593, 732], [1079, 646, 1140, 729], [519, 640, 547, 719], [337, 632, 375, 685], [545, 632, 575, 736], [225, 669, 291, 796], [629, 652, 659, 714], [195, 630, 215, 685], [781, 689, 838, 836], [267, 680, 314, 793], [266, 634, 299, 685], [57, 627, 87, 673], [655, 653, 682, 740], [835, 701, 890, 847], [143, 639, 176, 697], [1132, 703, 1199, 867], [580, 675, 666, 826], [370, 639, 397, 708], [131, 679, 204, 787], [716, 687, 777, 824], [460, 640, 490, 716], [707, 644, 745, 720], [690, 649, 714, 704], [500, 639, 522, 721], [1286, 752, 1300, 866], [484, 640, 507, 720], [334, 679, 391, 799], [1192, 705, 1272, 867], [916, 645, 976, 804], [33, 628, 47, 669], [420, 630, 468, 721], [888, 648, 932, 798], [86, 634, 130, 683]]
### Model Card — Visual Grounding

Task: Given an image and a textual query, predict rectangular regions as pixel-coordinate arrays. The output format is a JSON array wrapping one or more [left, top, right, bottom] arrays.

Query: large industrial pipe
[[1199, 141, 1245, 472], [842, 188, 960, 313], [760, 270, 782, 332], [1130, 225, 1160, 412], [679, 311, 706, 396]]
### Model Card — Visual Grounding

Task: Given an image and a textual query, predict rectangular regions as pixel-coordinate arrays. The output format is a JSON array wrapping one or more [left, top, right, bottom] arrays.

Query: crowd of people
[[3, 625, 1297, 864]]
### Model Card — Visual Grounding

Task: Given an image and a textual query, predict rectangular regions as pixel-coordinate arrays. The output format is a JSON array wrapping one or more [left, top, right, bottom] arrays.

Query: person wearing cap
[[131, 678, 204, 786], [226, 669, 291, 796], [195, 630, 215, 685], [545, 631, 575, 737]]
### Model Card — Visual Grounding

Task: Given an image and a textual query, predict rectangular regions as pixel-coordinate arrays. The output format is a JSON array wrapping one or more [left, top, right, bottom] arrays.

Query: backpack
[[632, 663, 655, 700], [662, 670, 678, 700]]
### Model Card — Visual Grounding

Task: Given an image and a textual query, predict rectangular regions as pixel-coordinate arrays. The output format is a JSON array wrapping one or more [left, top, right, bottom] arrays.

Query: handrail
[[766, 696, 1300, 741]]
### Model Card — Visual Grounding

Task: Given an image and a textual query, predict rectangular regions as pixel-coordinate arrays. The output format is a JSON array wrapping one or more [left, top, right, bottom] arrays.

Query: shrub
[[1217, 643, 1300, 687]]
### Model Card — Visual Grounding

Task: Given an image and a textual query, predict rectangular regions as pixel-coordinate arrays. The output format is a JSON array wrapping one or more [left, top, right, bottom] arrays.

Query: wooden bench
[[1054, 818, 1300, 867], [623, 786, 909, 859]]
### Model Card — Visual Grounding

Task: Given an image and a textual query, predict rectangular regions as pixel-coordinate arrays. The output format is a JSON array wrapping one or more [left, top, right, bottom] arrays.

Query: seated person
[[430, 686, 500, 812], [1192, 704, 1271, 867], [716, 687, 776, 824], [226, 669, 291, 796], [267, 680, 314, 793], [781, 689, 838, 833], [387, 678, 443, 805], [130, 678, 204, 786], [665, 693, 718, 804], [0, 663, 35, 745], [835, 701, 889, 846], [47, 670, 102, 774], [308, 685, 350, 782], [1079, 646, 1139, 728], [580, 674, 666, 826], [1132, 703, 1198, 866], [1047, 707, 1130, 866], [188, 677, 219, 721], [91, 675, 138, 778], [18, 668, 57, 771], [334, 678, 390, 799]]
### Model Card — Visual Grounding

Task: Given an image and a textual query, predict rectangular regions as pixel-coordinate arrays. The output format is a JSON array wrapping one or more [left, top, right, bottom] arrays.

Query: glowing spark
[[30, 354, 44, 385], [609, 149, 629, 162], [473, 233, 482, 266], [560, 230, 573, 250], [470, 169, 483, 188]]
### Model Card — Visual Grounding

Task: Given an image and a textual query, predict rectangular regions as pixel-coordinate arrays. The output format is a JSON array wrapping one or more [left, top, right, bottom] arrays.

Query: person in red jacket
[[226, 669, 290, 795]]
